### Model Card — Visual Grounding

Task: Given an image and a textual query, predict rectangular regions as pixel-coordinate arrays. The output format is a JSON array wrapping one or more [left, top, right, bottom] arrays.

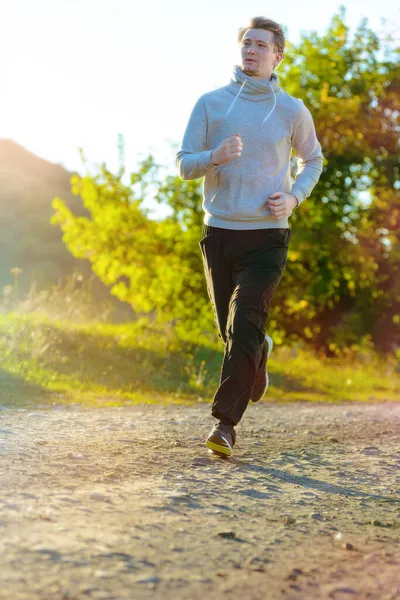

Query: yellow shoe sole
[[205, 439, 232, 457]]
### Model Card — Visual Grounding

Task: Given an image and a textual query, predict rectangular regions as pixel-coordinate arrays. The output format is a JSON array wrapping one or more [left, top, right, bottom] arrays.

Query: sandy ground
[[0, 400, 399, 600]]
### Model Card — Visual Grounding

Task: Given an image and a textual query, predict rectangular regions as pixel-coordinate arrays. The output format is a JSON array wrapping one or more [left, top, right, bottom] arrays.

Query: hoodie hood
[[227, 64, 282, 102]]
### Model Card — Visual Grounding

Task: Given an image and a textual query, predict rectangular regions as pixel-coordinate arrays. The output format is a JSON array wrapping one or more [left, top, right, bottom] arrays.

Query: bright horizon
[[1, 0, 398, 218]]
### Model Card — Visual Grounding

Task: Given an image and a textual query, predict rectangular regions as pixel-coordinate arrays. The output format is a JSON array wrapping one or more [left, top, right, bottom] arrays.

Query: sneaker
[[250, 334, 273, 403], [205, 421, 236, 457]]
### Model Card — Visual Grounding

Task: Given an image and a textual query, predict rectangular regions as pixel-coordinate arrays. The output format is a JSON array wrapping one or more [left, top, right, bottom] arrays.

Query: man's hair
[[237, 17, 285, 56]]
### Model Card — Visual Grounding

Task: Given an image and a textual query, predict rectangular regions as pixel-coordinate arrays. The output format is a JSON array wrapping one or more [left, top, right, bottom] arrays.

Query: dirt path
[[0, 400, 399, 600]]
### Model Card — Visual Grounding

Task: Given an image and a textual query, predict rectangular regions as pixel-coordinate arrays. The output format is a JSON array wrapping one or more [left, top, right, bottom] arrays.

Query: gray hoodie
[[176, 65, 324, 230]]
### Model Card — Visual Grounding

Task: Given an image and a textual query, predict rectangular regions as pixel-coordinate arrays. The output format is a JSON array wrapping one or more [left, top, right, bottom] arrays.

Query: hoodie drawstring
[[226, 78, 248, 116], [226, 77, 277, 124], [261, 84, 276, 124]]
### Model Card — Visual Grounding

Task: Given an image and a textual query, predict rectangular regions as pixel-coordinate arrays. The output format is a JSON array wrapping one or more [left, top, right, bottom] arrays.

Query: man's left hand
[[267, 192, 298, 219]]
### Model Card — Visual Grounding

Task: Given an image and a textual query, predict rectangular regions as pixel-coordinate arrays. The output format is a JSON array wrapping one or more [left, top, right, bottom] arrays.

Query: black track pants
[[199, 224, 291, 426]]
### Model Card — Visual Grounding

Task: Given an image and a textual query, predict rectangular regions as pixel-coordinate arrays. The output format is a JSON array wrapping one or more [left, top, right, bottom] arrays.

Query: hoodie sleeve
[[290, 100, 324, 206], [175, 96, 217, 180]]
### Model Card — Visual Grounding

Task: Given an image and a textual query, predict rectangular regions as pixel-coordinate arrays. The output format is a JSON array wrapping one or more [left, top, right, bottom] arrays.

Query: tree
[[51, 152, 216, 344], [52, 9, 399, 355], [273, 7, 399, 354]]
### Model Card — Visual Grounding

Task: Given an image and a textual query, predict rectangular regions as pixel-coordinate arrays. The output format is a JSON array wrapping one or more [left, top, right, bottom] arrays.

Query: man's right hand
[[211, 134, 243, 165]]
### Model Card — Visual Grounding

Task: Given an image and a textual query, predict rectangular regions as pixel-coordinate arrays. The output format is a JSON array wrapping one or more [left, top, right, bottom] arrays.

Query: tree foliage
[[52, 8, 399, 355], [271, 7, 399, 354], [52, 157, 215, 344]]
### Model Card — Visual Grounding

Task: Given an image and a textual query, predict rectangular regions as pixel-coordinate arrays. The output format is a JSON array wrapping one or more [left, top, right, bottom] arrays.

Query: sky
[[1, 0, 398, 218]]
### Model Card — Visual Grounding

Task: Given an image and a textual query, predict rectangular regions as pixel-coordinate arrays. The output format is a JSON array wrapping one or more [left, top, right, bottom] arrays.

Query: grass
[[0, 270, 399, 408], [0, 302, 399, 409], [0, 310, 223, 409]]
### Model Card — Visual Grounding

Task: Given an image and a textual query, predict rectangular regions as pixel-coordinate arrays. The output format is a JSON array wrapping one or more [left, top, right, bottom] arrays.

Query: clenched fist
[[211, 134, 243, 165], [267, 192, 298, 219]]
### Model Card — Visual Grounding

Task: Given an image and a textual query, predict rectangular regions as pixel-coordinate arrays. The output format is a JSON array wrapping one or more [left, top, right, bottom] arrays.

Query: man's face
[[240, 28, 282, 79]]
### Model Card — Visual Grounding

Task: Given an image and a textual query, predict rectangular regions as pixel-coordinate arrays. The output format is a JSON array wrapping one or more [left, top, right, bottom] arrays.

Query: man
[[176, 16, 324, 457]]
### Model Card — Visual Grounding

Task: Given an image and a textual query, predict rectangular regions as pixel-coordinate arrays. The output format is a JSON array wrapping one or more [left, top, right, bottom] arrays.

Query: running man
[[176, 16, 324, 457]]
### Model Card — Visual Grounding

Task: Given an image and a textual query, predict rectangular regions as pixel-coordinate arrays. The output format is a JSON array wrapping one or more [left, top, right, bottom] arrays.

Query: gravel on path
[[0, 401, 399, 600]]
